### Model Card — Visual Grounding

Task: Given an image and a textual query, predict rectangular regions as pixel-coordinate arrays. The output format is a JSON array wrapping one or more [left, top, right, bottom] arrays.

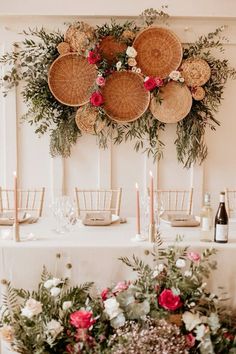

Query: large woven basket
[[180, 58, 211, 87], [101, 71, 150, 123], [48, 53, 97, 106], [133, 26, 183, 78], [99, 36, 127, 64], [75, 106, 105, 134], [150, 81, 192, 123]]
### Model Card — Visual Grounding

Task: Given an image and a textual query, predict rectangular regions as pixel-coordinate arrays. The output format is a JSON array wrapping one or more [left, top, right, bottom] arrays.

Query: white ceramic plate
[[0, 212, 31, 226]]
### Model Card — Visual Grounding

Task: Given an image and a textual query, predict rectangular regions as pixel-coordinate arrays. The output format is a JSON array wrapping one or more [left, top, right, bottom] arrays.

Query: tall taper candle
[[13, 171, 20, 242], [135, 183, 141, 235], [149, 171, 154, 224]]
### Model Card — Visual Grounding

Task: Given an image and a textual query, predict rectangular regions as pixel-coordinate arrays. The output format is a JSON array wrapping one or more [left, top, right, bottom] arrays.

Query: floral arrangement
[[0, 8, 236, 167], [1, 241, 236, 353]]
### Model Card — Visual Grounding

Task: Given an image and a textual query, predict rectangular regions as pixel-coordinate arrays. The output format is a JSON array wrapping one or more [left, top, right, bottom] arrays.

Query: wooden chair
[[225, 188, 236, 218], [153, 188, 193, 215], [0, 187, 45, 217], [75, 188, 122, 217]]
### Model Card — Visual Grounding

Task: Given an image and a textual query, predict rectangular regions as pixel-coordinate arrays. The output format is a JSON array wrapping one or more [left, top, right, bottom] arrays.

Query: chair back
[[75, 188, 122, 217], [225, 188, 236, 218], [154, 188, 193, 215], [0, 187, 45, 217]]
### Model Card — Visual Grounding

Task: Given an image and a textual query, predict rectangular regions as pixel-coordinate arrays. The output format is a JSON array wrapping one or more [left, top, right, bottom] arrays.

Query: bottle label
[[202, 217, 211, 231], [215, 224, 228, 241]]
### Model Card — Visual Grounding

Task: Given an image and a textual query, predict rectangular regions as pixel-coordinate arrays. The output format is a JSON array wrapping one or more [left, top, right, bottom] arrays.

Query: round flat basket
[[101, 71, 150, 123], [133, 27, 183, 78], [99, 36, 127, 64], [75, 106, 105, 134], [48, 53, 97, 106], [150, 81, 192, 123], [180, 58, 211, 87]]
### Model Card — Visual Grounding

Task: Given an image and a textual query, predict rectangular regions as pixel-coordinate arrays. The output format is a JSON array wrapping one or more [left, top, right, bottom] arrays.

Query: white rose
[[110, 312, 126, 328], [46, 319, 64, 339], [169, 70, 181, 81], [62, 301, 72, 311], [126, 46, 137, 58], [158, 264, 164, 272], [50, 287, 61, 297], [182, 311, 202, 331], [104, 298, 122, 320], [116, 61, 122, 71], [175, 258, 186, 268], [195, 324, 206, 341], [21, 298, 42, 319], [44, 279, 54, 289], [184, 270, 192, 277], [0, 325, 14, 343]]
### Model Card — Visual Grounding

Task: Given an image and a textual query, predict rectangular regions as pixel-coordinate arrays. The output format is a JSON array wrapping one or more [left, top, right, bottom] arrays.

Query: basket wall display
[[133, 26, 183, 78], [99, 36, 127, 64], [180, 58, 211, 87], [101, 71, 150, 123], [48, 53, 97, 106], [150, 81, 192, 123], [75, 106, 105, 134]]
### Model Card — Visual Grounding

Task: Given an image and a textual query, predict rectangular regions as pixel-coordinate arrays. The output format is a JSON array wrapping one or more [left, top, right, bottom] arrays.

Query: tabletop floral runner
[[0, 241, 236, 353], [0, 8, 236, 167]]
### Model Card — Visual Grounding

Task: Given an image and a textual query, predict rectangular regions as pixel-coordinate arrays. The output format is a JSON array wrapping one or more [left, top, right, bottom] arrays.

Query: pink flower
[[155, 77, 164, 87], [113, 281, 129, 294], [144, 77, 157, 91], [90, 91, 104, 106], [186, 333, 196, 348], [187, 251, 201, 262], [96, 76, 106, 87], [158, 289, 182, 311], [101, 288, 110, 301], [87, 50, 101, 64], [70, 310, 96, 329]]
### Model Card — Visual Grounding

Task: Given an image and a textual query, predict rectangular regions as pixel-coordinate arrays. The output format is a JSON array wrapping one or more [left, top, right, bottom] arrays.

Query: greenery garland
[[0, 8, 235, 167]]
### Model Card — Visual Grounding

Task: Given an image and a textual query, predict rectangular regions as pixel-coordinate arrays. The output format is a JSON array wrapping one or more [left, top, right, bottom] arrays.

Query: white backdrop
[[1, 1, 236, 217]]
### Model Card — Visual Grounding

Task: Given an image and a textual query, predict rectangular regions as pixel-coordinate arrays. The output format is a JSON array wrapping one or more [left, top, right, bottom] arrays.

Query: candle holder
[[131, 233, 146, 242], [12, 221, 20, 242], [148, 223, 156, 243]]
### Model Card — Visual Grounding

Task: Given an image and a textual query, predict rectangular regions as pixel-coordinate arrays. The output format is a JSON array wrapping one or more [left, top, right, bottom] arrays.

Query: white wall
[[1, 2, 236, 217]]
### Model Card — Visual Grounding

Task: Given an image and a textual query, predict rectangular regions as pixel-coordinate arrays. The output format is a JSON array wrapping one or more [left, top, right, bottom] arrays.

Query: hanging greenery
[[0, 8, 235, 167]]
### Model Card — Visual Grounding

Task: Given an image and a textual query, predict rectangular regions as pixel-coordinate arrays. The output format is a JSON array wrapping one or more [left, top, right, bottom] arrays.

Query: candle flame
[[135, 182, 139, 189], [149, 171, 153, 177], [13, 171, 17, 177]]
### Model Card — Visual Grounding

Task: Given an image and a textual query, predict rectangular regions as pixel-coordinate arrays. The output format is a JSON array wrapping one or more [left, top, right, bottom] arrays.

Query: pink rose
[[101, 288, 110, 301], [158, 289, 182, 311], [187, 251, 201, 262], [155, 77, 164, 87], [90, 91, 104, 106], [87, 50, 101, 64], [70, 310, 96, 329], [96, 76, 106, 87], [186, 333, 196, 348], [144, 77, 157, 91], [113, 281, 129, 294]]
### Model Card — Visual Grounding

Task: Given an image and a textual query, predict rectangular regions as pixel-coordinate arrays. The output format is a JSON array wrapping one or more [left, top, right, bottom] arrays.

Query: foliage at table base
[[1, 240, 236, 353]]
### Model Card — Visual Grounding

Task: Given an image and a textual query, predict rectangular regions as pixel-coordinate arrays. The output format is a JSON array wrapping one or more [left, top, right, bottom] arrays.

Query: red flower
[[87, 50, 101, 64], [144, 77, 157, 91], [155, 77, 164, 87], [158, 289, 182, 311], [90, 91, 104, 106], [223, 332, 235, 341], [70, 310, 96, 329], [101, 288, 110, 301], [186, 333, 196, 348], [187, 251, 200, 262]]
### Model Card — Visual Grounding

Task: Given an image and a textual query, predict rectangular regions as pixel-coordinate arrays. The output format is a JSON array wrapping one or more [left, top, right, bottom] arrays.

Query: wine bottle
[[200, 193, 213, 242], [214, 192, 228, 243]]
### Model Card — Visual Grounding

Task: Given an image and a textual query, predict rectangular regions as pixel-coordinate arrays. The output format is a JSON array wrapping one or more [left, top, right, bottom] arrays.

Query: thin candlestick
[[135, 183, 141, 235], [149, 171, 154, 225], [13, 171, 20, 242]]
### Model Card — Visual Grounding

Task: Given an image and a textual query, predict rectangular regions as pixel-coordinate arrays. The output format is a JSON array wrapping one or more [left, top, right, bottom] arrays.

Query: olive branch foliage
[[0, 10, 235, 166]]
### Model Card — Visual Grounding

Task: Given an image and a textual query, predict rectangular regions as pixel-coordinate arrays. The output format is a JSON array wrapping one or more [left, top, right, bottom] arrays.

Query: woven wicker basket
[[48, 53, 97, 107], [133, 26, 183, 78], [101, 71, 150, 123], [99, 36, 127, 64], [192, 86, 205, 101], [57, 42, 71, 55], [180, 58, 211, 87], [75, 106, 105, 134], [150, 81, 192, 123]]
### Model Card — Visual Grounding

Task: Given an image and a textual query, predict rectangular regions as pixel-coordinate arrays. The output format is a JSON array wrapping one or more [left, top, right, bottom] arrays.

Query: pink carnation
[[70, 310, 96, 329], [87, 50, 101, 64], [186, 333, 196, 348], [90, 91, 104, 106], [155, 77, 164, 87], [144, 77, 157, 91], [187, 251, 201, 262], [158, 289, 182, 311], [113, 281, 129, 294], [96, 76, 106, 87]]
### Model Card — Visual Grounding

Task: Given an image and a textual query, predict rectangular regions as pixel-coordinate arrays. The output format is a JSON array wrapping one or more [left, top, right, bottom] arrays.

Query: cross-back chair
[[153, 188, 194, 215]]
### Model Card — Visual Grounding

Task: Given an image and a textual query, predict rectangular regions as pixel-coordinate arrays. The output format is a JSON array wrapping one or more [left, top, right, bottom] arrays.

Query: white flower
[[0, 325, 14, 343], [184, 270, 192, 277], [144, 76, 150, 82], [44, 279, 54, 289], [175, 258, 186, 268], [195, 324, 206, 341], [189, 302, 196, 307], [50, 287, 61, 297], [208, 313, 220, 333], [104, 298, 122, 320], [136, 68, 141, 74], [110, 312, 126, 328], [116, 61, 122, 71], [169, 70, 181, 81], [127, 57, 137, 67], [126, 46, 137, 58], [179, 77, 185, 83], [158, 263, 164, 272], [62, 301, 72, 311], [46, 319, 63, 340], [21, 298, 42, 319], [182, 311, 202, 331], [52, 278, 61, 287], [152, 270, 159, 278]]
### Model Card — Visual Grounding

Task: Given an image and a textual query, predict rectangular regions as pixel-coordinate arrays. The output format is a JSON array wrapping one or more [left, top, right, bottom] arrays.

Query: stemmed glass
[[51, 196, 77, 233]]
